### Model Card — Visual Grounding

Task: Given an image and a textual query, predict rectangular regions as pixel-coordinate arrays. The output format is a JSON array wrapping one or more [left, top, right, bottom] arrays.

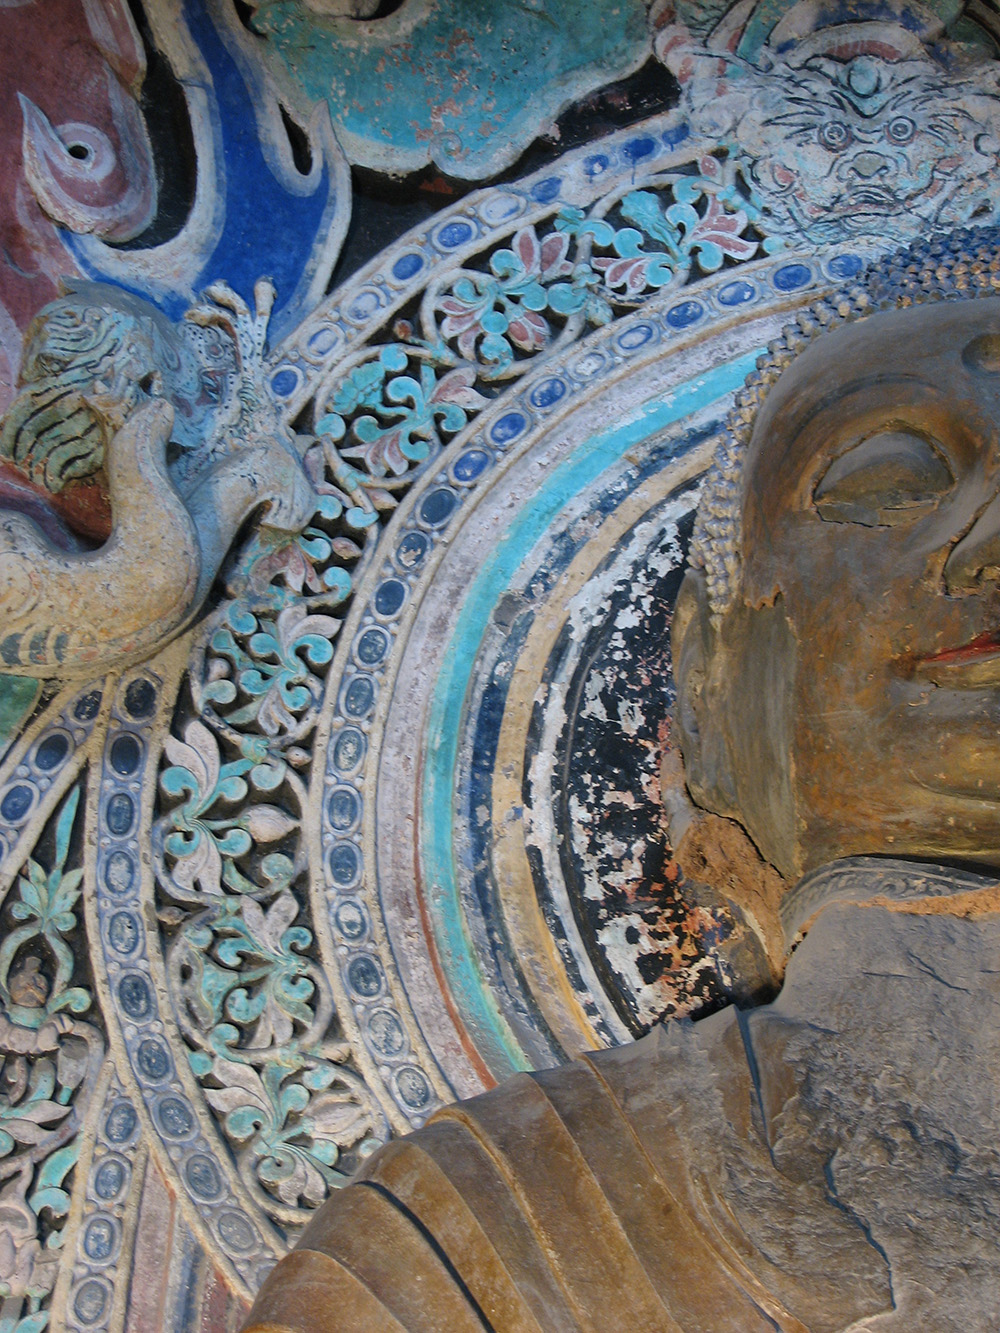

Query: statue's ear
[[671, 568, 713, 801], [672, 567, 739, 815]]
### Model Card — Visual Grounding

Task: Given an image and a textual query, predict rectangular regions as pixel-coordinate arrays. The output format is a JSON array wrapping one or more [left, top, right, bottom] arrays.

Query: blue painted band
[[419, 350, 761, 1077]]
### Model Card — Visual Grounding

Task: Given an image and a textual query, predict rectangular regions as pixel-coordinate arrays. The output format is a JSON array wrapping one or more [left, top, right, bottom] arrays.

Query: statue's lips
[[913, 632, 1000, 686]]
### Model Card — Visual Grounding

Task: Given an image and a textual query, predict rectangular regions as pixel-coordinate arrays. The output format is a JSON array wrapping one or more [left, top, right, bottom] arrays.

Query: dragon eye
[[819, 120, 852, 151], [886, 116, 915, 144]]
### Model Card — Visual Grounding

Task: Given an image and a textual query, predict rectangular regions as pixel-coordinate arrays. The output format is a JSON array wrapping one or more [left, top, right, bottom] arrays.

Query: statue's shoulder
[[241, 1022, 789, 1333], [242, 1061, 635, 1333], [242, 1000, 902, 1332]]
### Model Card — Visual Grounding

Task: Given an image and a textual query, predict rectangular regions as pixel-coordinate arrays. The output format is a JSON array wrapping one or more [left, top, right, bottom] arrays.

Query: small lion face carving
[[690, 52, 1000, 244]]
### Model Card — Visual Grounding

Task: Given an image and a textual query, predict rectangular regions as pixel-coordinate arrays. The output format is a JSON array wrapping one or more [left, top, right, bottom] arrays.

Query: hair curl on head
[[689, 224, 1000, 619]]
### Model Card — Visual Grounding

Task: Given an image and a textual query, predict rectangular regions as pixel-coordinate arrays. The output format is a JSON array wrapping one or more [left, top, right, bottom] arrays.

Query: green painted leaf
[[35, 1140, 79, 1192], [27, 1186, 70, 1218], [12, 1314, 49, 1333], [52, 786, 80, 875]]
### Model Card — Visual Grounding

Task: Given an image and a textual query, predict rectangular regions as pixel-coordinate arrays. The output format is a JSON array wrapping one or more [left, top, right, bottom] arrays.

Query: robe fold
[[245, 872, 1000, 1331]]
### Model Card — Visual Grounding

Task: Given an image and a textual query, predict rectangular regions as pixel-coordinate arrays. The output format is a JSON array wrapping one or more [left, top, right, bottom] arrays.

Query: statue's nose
[[944, 491, 1000, 592], [850, 152, 890, 180]]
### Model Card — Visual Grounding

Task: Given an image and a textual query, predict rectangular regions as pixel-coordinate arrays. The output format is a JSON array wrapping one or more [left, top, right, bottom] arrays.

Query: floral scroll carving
[[154, 715, 385, 1226], [0, 790, 102, 1333]]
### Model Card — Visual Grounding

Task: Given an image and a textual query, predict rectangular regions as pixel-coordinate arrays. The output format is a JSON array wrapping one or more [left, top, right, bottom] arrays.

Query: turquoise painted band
[[420, 351, 762, 1077]]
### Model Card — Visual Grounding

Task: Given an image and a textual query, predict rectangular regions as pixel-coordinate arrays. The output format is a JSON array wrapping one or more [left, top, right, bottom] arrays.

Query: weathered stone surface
[[246, 887, 1000, 1331], [748, 897, 1000, 1329]]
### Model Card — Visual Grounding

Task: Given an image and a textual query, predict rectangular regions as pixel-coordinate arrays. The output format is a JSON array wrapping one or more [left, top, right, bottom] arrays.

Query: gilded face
[[677, 297, 1000, 879]]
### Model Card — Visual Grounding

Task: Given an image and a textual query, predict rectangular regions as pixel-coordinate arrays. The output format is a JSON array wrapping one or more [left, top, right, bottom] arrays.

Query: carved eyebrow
[[767, 373, 938, 450], [922, 109, 978, 132], [768, 96, 852, 127], [768, 79, 858, 110], [768, 107, 831, 124], [795, 87, 858, 115], [919, 119, 968, 147], [878, 72, 931, 98], [767, 115, 825, 134], [882, 85, 974, 119]]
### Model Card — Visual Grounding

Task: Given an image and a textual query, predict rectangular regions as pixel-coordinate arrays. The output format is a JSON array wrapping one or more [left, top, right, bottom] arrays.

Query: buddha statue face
[[674, 295, 1000, 882]]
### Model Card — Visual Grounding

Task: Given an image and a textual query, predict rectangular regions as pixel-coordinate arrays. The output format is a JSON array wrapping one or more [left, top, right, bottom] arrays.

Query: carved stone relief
[[2, 2, 1000, 1330]]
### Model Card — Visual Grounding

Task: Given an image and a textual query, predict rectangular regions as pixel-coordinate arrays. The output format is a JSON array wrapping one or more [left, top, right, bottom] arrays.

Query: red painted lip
[[913, 631, 1000, 686], [920, 631, 1000, 664]]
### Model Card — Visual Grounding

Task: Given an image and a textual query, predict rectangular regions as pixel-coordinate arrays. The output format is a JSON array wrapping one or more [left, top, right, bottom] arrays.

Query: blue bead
[[374, 579, 406, 617], [773, 263, 812, 291], [437, 221, 474, 249], [492, 412, 527, 445], [530, 177, 561, 203], [419, 488, 457, 527], [667, 300, 704, 329], [35, 733, 69, 771], [0, 784, 33, 823], [392, 252, 423, 280]]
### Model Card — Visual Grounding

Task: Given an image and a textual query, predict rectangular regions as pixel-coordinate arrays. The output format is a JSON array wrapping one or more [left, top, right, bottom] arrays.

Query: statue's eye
[[819, 120, 852, 150], [814, 430, 954, 526], [886, 116, 915, 144]]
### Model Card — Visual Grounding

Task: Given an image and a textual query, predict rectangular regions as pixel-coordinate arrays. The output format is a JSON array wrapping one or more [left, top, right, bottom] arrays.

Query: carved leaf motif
[[204, 1059, 271, 1129], [673, 194, 758, 269], [256, 689, 299, 739], [593, 251, 675, 294], [491, 226, 573, 286], [261, 1150, 328, 1207], [242, 806, 297, 843], [241, 892, 300, 956], [507, 309, 549, 351], [276, 606, 340, 661], [169, 830, 223, 896], [306, 1094, 371, 1147], [247, 539, 327, 596], [538, 230, 573, 279], [430, 367, 489, 411], [163, 720, 222, 803], [0, 1100, 70, 1150], [29, 1139, 78, 1220]]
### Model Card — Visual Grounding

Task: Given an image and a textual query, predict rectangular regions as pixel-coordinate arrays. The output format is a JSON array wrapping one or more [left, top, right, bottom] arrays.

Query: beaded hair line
[[689, 225, 1000, 619]]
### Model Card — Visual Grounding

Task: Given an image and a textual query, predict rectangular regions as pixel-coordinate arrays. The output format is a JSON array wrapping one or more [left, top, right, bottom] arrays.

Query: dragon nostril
[[851, 152, 889, 180]]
